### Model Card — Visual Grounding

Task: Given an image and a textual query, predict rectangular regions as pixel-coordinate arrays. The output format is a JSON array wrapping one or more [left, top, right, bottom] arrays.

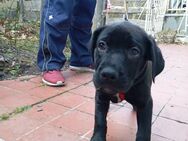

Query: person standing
[[37, 0, 96, 86]]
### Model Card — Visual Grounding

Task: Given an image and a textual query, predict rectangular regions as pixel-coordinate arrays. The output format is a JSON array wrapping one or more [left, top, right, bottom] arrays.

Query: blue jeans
[[37, 0, 96, 71]]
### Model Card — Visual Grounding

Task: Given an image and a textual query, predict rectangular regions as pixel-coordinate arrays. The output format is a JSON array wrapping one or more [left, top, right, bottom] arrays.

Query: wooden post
[[93, 0, 106, 30], [151, 0, 155, 37], [40, 0, 44, 20], [18, 0, 25, 22]]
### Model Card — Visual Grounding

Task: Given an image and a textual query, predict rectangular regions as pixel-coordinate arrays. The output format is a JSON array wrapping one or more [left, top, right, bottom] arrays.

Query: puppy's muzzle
[[100, 67, 119, 82]]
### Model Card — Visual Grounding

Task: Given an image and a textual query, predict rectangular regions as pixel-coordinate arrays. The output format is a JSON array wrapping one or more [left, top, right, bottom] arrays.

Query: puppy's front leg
[[91, 91, 110, 141], [136, 98, 153, 141]]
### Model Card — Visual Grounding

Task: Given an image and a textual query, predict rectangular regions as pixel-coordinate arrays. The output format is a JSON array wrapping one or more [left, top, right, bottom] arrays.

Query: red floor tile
[[152, 91, 172, 105], [160, 104, 188, 123], [0, 86, 22, 99], [151, 82, 176, 95], [18, 125, 81, 141], [152, 91, 173, 116], [168, 96, 188, 108], [76, 99, 95, 115], [5, 81, 39, 92], [85, 81, 95, 87], [23, 102, 68, 122], [151, 134, 172, 141], [0, 79, 17, 86], [0, 94, 39, 109], [108, 106, 137, 129], [152, 117, 188, 141], [27, 85, 62, 99], [28, 76, 43, 84], [79, 138, 89, 141], [50, 110, 94, 136], [153, 100, 166, 116], [57, 81, 80, 92], [0, 105, 10, 115], [85, 120, 170, 141], [50, 92, 88, 109], [0, 44, 188, 141], [107, 121, 136, 141], [76, 101, 122, 116], [175, 87, 188, 98], [0, 115, 42, 141], [108, 105, 157, 127], [109, 103, 123, 113], [66, 72, 93, 84], [83, 130, 93, 139], [69, 85, 95, 98]]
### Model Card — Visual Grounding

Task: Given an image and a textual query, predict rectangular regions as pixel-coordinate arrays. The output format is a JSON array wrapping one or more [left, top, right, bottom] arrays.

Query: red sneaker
[[42, 70, 65, 86]]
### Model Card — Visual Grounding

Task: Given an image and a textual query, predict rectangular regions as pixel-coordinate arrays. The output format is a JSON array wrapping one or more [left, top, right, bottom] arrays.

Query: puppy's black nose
[[100, 68, 118, 81]]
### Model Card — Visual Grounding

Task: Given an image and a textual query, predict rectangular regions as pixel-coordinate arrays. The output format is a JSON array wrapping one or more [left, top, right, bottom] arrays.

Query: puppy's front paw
[[90, 134, 106, 141]]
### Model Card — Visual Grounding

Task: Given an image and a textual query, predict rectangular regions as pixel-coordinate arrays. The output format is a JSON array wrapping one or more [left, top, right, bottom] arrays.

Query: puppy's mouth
[[96, 83, 131, 95], [97, 87, 119, 95]]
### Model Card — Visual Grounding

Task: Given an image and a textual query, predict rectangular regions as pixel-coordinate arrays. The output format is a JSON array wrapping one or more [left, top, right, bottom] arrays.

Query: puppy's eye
[[97, 41, 107, 52], [129, 47, 140, 56]]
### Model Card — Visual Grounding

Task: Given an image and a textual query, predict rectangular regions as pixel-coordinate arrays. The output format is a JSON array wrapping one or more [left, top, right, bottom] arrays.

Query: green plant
[[0, 113, 10, 120], [0, 105, 31, 121], [13, 106, 31, 114], [9, 64, 21, 76]]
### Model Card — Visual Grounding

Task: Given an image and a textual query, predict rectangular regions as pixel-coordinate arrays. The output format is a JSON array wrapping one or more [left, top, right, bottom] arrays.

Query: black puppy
[[90, 21, 165, 141]]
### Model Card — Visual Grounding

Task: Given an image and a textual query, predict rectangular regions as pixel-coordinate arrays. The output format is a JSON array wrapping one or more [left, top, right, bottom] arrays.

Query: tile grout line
[[30, 80, 93, 107], [0, 80, 93, 121], [152, 133, 174, 141], [80, 129, 93, 140], [152, 94, 175, 125], [63, 101, 87, 115], [16, 100, 92, 141], [159, 116, 188, 125], [15, 114, 62, 141], [0, 85, 26, 95]]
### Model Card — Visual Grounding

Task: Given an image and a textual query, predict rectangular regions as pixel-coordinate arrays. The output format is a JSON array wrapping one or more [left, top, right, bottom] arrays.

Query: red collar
[[116, 92, 125, 102]]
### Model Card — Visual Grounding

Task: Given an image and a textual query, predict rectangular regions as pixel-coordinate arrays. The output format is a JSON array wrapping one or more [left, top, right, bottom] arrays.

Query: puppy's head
[[90, 21, 164, 95]]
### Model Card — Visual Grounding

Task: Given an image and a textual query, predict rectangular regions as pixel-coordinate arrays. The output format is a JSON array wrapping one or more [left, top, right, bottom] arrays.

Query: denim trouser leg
[[37, 0, 96, 71], [69, 0, 96, 67], [37, 0, 73, 71]]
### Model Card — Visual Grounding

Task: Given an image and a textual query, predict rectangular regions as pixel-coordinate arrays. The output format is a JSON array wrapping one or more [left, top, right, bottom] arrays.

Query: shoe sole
[[42, 78, 65, 87], [69, 66, 95, 73]]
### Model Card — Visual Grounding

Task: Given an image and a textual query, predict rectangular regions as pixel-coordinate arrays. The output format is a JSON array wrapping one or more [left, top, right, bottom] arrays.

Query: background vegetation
[[0, 0, 71, 80]]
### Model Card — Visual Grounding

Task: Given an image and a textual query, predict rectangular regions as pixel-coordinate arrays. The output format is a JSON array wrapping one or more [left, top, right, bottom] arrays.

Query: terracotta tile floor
[[0, 44, 188, 141]]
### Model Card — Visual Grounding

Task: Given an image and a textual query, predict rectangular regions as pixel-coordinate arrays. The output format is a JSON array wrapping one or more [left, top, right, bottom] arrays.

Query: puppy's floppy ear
[[147, 36, 165, 81], [90, 26, 107, 60]]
